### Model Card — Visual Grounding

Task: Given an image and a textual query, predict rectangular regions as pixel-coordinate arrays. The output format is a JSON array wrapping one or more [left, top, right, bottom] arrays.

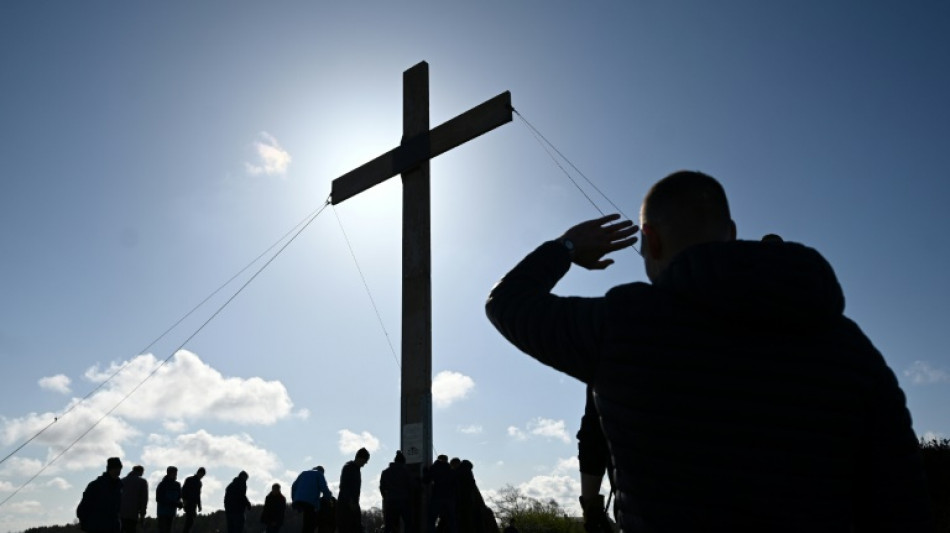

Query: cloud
[[519, 474, 581, 514], [3, 500, 42, 514], [46, 477, 71, 490], [432, 371, 475, 408], [458, 424, 483, 435], [507, 426, 526, 441], [163, 419, 187, 433], [922, 431, 947, 442], [0, 457, 44, 478], [338, 429, 380, 456], [83, 350, 295, 424], [245, 132, 291, 177], [527, 418, 571, 443], [507, 418, 572, 444], [38, 374, 71, 394], [904, 361, 950, 384]]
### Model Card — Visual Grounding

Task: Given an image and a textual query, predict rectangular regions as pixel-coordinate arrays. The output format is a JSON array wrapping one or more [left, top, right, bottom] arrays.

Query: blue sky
[[2, 2, 949, 531]]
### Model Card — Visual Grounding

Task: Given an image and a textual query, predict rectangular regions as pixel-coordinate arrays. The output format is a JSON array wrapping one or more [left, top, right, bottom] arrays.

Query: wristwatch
[[558, 238, 575, 257]]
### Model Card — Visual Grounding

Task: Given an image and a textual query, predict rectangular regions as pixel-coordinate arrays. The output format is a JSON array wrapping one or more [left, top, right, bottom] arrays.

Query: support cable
[[0, 196, 332, 509], [332, 206, 400, 370], [512, 107, 642, 256], [0, 201, 331, 469]]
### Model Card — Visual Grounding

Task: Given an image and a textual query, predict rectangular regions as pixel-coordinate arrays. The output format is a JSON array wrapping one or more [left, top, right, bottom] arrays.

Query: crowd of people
[[75, 447, 495, 533]]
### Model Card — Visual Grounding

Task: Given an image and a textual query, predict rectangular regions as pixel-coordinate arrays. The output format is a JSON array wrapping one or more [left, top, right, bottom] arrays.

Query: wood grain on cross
[[330, 61, 510, 520]]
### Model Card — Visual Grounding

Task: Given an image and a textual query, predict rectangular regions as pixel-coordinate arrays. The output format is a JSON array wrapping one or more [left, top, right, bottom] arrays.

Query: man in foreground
[[181, 467, 205, 533], [77, 457, 123, 533], [292, 465, 333, 533], [486, 170, 931, 531], [119, 465, 148, 533]]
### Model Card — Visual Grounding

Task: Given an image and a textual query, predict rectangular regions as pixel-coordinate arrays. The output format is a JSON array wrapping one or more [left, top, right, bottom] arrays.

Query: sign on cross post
[[330, 61, 511, 530]]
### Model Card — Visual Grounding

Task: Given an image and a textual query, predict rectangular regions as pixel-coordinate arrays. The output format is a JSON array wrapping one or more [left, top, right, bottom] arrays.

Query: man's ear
[[642, 224, 663, 259]]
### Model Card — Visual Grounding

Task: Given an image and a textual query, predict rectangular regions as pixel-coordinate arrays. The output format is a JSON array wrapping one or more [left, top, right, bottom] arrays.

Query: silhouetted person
[[337, 447, 370, 533], [181, 467, 205, 533], [486, 170, 932, 530], [225, 471, 252, 533], [292, 465, 333, 533], [380, 450, 412, 533], [155, 466, 182, 533], [77, 456, 123, 533], [119, 465, 148, 533], [261, 483, 287, 533], [425, 454, 456, 533], [577, 387, 613, 533]]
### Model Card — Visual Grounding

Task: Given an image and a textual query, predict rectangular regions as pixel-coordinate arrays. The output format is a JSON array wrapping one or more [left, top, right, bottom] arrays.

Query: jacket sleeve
[[485, 240, 605, 383]]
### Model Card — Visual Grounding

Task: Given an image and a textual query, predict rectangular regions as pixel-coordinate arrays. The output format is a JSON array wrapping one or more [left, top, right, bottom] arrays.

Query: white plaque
[[402, 423, 424, 464]]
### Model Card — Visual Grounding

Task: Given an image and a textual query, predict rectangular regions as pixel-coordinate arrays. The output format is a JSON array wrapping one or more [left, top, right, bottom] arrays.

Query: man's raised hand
[[561, 214, 639, 270]]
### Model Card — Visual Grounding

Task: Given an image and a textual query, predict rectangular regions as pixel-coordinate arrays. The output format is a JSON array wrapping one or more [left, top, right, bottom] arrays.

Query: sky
[[1, 2, 949, 531]]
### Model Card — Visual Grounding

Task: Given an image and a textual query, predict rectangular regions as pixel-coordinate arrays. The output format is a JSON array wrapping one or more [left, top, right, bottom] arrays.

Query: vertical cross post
[[401, 62, 433, 530]]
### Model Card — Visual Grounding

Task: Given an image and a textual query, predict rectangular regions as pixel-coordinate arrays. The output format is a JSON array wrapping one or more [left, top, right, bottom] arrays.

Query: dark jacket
[[155, 475, 182, 517], [338, 461, 362, 504], [181, 474, 202, 510], [487, 239, 932, 532], [224, 476, 251, 513], [77, 473, 122, 532], [261, 490, 287, 526], [380, 461, 412, 502], [119, 471, 148, 520], [425, 459, 456, 502]]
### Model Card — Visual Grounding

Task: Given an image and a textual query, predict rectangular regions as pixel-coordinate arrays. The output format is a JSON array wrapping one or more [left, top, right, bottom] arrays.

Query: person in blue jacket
[[291, 465, 333, 532]]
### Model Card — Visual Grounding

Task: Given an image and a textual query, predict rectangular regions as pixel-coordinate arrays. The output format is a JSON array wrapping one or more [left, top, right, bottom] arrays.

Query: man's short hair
[[197, 467, 206, 476], [356, 448, 370, 460], [133, 465, 145, 475], [167, 466, 178, 474], [642, 170, 732, 243]]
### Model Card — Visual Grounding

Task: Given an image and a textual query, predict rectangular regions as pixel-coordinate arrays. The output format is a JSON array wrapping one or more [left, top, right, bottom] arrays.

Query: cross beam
[[329, 61, 511, 530]]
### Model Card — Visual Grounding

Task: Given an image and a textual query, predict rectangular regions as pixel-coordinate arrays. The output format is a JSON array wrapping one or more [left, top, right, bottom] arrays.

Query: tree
[[488, 485, 582, 533]]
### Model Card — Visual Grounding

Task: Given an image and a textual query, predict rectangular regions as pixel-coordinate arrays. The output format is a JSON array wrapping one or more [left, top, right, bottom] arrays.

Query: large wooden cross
[[330, 61, 511, 525]]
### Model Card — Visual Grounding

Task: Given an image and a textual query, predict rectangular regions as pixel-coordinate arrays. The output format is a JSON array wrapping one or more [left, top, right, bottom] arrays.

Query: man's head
[[355, 447, 370, 467], [394, 451, 406, 464], [272, 483, 281, 492], [132, 465, 144, 476], [166, 466, 178, 480], [196, 467, 206, 478], [239, 470, 249, 481], [640, 170, 736, 281], [106, 457, 123, 478]]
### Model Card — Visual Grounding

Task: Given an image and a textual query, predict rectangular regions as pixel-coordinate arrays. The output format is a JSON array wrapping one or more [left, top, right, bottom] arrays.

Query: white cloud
[[0, 457, 44, 478], [507, 426, 526, 441], [432, 371, 475, 408], [527, 418, 571, 443], [4, 500, 42, 514], [84, 350, 295, 424], [458, 424, 483, 435], [294, 409, 311, 420], [904, 361, 950, 384], [163, 419, 187, 433], [46, 477, 71, 490], [0, 480, 15, 492], [245, 132, 291, 177], [519, 474, 581, 515], [338, 429, 381, 456], [922, 431, 947, 442], [38, 374, 71, 394], [553, 456, 580, 474]]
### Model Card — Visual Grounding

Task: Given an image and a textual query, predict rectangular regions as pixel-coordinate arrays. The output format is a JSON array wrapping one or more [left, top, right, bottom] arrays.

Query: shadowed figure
[[486, 170, 932, 531], [261, 483, 287, 533], [77, 457, 123, 533], [224, 471, 251, 533], [181, 467, 205, 533], [155, 466, 182, 533], [337, 447, 370, 533], [425, 454, 457, 533], [119, 464, 148, 533], [380, 450, 412, 533], [292, 465, 333, 533]]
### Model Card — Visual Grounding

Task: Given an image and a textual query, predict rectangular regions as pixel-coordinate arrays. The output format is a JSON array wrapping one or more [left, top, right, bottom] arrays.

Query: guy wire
[[332, 206, 400, 370], [0, 201, 332, 469], [0, 197, 332, 510], [512, 107, 642, 257]]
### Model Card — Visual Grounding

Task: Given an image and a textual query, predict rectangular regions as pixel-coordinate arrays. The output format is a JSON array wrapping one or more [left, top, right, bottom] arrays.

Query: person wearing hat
[[291, 465, 333, 533], [76, 457, 124, 532], [379, 451, 412, 533], [119, 465, 148, 533], [337, 447, 370, 533]]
